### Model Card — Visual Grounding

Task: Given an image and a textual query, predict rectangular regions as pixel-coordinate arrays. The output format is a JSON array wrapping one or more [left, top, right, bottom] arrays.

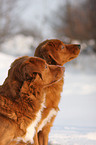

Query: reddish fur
[[0, 56, 64, 145], [34, 39, 80, 145]]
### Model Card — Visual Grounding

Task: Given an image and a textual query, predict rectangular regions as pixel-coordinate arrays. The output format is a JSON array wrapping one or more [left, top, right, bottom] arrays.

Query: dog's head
[[34, 39, 80, 66], [20, 57, 64, 87], [9, 56, 64, 87]]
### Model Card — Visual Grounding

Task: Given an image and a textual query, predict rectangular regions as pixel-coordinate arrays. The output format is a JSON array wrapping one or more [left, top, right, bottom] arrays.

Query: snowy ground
[[49, 127, 96, 145], [0, 52, 96, 145]]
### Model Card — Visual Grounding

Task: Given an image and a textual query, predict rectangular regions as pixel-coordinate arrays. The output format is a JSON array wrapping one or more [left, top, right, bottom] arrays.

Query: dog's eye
[[45, 64, 47, 69], [61, 45, 64, 49]]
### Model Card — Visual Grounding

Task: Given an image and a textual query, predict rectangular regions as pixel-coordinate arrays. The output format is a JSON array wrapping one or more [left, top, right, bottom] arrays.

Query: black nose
[[77, 45, 81, 49]]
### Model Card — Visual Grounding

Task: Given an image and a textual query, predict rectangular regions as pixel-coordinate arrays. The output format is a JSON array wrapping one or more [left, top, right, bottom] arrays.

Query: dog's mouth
[[68, 55, 78, 60], [44, 77, 63, 87], [69, 57, 75, 60]]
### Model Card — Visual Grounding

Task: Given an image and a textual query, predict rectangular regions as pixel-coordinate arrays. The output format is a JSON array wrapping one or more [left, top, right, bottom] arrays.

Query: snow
[[49, 128, 96, 145], [0, 52, 96, 145], [0, 35, 37, 56]]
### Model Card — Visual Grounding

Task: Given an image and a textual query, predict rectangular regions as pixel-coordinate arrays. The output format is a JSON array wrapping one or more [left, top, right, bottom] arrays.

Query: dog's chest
[[38, 108, 58, 132], [16, 96, 46, 144]]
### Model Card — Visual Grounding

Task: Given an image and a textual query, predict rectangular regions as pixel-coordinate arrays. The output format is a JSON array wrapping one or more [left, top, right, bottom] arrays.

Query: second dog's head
[[34, 39, 80, 66]]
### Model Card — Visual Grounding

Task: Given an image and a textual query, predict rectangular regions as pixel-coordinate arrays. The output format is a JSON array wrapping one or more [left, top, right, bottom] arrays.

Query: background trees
[[0, 0, 18, 43], [0, 0, 96, 52], [51, 0, 96, 41], [0, 0, 42, 43]]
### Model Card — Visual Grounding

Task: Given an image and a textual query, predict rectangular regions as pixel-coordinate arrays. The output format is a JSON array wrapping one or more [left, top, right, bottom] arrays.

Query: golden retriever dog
[[34, 39, 80, 145], [0, 56, 64, 145]]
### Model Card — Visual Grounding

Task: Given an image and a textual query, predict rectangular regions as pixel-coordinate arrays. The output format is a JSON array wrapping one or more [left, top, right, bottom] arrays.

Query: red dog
[[0, 56, 64, 145], [34, 39, 80, 145]]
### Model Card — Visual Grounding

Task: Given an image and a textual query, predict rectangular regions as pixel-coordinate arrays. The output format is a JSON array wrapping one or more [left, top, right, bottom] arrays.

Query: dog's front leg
[[38, 116, 56, 145], [38, 130, 44, 145], [33, 130, 39, 145], [38, 127, 49, 145]]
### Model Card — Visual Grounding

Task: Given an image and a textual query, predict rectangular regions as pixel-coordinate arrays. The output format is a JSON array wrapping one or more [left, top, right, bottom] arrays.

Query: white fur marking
[[16, 94, 46, 144], [38, 108, 58, 132]]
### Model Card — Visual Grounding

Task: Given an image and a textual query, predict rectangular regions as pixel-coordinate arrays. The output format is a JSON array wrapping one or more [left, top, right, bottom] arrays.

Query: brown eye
[[61, 45, 64, 49]]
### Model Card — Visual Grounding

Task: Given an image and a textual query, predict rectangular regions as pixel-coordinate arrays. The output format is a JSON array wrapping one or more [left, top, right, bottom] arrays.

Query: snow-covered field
[[0, 52, 96, 145], [49, 127, 96, 145]]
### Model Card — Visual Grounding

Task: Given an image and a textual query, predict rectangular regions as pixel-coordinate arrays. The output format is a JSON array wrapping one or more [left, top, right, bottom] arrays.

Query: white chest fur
[[16, 95, 46, 144], [38, 108, 58, 132]]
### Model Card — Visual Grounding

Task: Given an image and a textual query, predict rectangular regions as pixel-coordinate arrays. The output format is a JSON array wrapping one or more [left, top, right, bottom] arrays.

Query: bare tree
[[0, 0, 43, 44], [85, 0, 96, 39], [0, 0, 18, 43], [50, 0, 96, 42], [18, 26, 43, 41]]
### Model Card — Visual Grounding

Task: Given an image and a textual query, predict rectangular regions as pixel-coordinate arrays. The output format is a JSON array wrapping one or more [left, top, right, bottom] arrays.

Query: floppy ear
[[38, 42, 60, 65], [46, 52, 60, 65], [40, 49, 60, 65], [21, 59, 43, 81], [8, 56, 29, 82]]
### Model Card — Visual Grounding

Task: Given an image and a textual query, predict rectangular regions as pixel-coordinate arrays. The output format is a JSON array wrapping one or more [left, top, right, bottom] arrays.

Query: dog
[[34, 39, 80, 145], [0, 56, 64, 145]]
